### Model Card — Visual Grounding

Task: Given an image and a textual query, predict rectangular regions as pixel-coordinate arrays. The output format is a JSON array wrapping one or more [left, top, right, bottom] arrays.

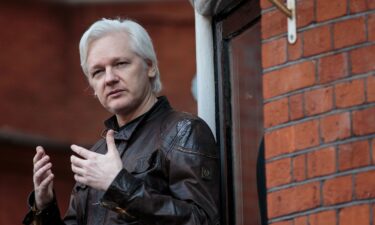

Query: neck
[[116, 93, 157, 127]]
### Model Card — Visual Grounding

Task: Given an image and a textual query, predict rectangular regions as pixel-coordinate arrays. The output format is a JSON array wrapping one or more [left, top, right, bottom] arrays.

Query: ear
[[148, 67, 156, 78], [145, 59, 156, 78]]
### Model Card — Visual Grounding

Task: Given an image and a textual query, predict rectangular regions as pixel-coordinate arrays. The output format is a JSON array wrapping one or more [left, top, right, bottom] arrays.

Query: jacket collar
[[103, 96, 171, 141]]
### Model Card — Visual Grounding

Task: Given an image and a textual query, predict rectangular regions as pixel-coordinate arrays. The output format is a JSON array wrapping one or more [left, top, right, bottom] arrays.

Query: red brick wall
[[262, 0, 375, 224]]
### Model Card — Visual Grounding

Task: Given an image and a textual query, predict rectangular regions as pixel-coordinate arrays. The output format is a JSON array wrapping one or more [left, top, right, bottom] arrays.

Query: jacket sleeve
[[101, 117, 220, 225], [22, 191, 65, 225], [22, 184, 89, 225]]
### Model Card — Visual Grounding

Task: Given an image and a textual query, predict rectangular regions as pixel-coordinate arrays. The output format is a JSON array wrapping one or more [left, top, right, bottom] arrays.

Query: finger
[[33, 155, 50, 173], [33, 146, 45, 164], [34, 162, 52, 185], [106, 130, 117, 155], [71, 145, 95, 159], [74, 174, 87, 185], [46, 169, 53, 176], [71, 163, 85, 176], [70, 155, 86, 168], [38, 173, 54, 191]]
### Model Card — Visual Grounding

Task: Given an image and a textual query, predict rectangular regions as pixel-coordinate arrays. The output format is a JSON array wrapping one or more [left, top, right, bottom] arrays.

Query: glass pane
[[228, 21, 263, 225]]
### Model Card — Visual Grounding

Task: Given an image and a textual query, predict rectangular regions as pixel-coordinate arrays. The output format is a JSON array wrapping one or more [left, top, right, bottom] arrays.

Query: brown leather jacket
[[23, 96, 220, 225]]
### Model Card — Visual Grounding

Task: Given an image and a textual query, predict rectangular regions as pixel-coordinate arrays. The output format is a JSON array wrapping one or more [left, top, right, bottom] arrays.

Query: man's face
[[86, 32, 155, 116]]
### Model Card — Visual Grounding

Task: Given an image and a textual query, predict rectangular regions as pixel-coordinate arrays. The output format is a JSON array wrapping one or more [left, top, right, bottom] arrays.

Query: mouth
[[107, 89, 125, 98]]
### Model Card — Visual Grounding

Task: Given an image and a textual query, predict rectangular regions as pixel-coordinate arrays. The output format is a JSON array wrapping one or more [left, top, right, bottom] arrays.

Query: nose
[[104, 67, 119, 85]]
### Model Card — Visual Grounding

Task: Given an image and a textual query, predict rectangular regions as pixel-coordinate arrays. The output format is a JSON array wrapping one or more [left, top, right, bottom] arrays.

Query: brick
[[287, 35, 303, 61], [372, 139, 375, 164], [303, 25, 332, 57], [339, 204, 370, 225], [294, 120, 320, 150], [323, 175, 352, 205], [370, 0, 375, 9], [318, 53, 348, 84], [294, 216, 308, 225], [320, 112, 351, 143], [307, 147, 336, 178], [369, 14, 375, 42], [305, 87, 333, 116], [264, 98, 289, 127], [317, 0, 347, 22], [339, 140, 370, 171], [309, 210, 336, 225], [293, 154, 306, 182], [350, 0, 369, 13], [296, 0, 315, 28], [356, 170, 375, 199], [266, 158, 292, 188], [267, 182, 320, 218], [367, 75, 375, 102], [263, 61, 316, 99], [262, 9, 287, 39], [262, 38, 287, 69], [335, 79, 365, 108], [352, 107, 375, 135], [334, 17, 366, 49], [265, 126, 294, 159], [265, 120, 320, 159], [351, 45, 375, 74], [289, 93, 304, 120], [295, 120, 320, 151]]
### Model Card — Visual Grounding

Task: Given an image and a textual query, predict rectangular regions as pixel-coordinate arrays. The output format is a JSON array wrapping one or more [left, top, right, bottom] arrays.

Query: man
[[23, 18, 220, 225]]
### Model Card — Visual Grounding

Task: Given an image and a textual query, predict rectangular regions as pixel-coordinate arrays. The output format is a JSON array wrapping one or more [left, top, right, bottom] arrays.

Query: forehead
[[87, 32, 133, 67]]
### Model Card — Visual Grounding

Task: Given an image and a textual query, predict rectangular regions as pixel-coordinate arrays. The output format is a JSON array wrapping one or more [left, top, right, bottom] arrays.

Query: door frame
[[212, 1, 265, 224]]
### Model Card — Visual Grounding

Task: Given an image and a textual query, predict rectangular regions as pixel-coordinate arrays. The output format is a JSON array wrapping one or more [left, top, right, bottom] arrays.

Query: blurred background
[[0, 0, 197, 223]]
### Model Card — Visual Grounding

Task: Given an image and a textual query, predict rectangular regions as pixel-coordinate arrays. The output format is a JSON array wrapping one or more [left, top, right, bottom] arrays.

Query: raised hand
[[33, 146, 54, 210], [70, 130, 123, 191]]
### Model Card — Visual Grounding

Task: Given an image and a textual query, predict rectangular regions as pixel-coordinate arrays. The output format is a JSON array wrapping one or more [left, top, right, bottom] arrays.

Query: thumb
[[106, 130, 118, 156]]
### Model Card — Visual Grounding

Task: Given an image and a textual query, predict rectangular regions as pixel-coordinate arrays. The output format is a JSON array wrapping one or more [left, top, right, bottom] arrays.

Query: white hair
[[79, 18, 162, 93]]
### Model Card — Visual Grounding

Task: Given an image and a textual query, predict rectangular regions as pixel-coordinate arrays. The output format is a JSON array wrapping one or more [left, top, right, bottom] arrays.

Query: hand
[[70, 130, 123, 191], [33, 146, 54, 210]]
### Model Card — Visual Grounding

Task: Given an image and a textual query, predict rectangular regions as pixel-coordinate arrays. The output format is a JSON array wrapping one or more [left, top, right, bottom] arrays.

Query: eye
[[115, 61, 129, 67], [91, 69, 104, 77]]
